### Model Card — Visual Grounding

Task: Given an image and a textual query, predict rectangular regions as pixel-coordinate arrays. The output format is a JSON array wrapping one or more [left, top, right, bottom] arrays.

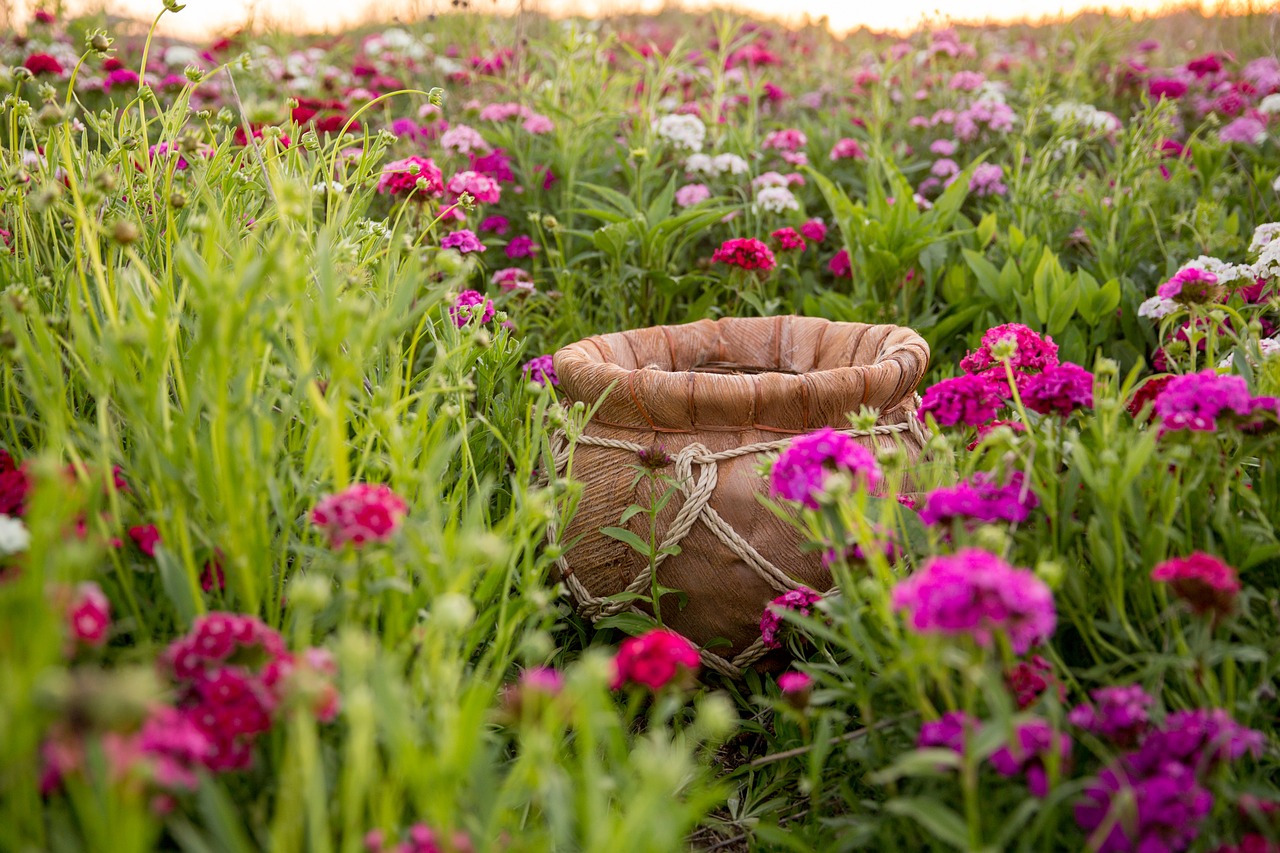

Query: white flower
[[1185, 255, 1252, 286], [0, 515, 30, 556], [433, 56, 463, 76], [751, 171, 791, 190], [711, 153, 749, 176], [1249, 222, 1280, 254], [1219, 337, 1280, 369], [313, 181, 345, 195], [1259, 94, 1280, 115], [1138, 295, 1177, 320], [1273, 174, 1280, 194], [754, 185, 799, 214], [378, 28, 415, 50], [1047, 102, 1122, 134], [164, 45, 202, 68], [684, 153, 713, 175], [653, 114, 706, 152]]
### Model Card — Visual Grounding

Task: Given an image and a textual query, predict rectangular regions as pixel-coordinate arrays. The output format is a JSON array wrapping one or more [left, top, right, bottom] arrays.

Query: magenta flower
[[1148, 78, 1188, 99], [505, 235, 539, 259], [829, 138, 866, 161], [917, 710, 979, 753], [827, 249, 851, 278], [769, 428, 882, 509], [312, 483, 408, 549], [990, 719, 1071, 797], [918, 373, 1005, 427], [712, 237, 777, 272], [522, 354, 558, 387], [610, 629, 700, 690], [1155, 267, 1220, 303], [441, 230, 486, 255], [1151, 552, 1241, 618], [478, 214, 510, 234], [891, 549, 1057, 654], [777, 671, 813, 694], [967, 162, 1008, 197], [771, 227, 805, 251], [760, 587, 824, 649], [1022, 362, 1094, 417], [960, 323, 1060, 376], [446, 170, 501, 204], [800, 218, 828, 242], [66, 582, 111, 648], [919, 470, 1038, 526], [450, 290, 495, 327], [1076, 763, 1213, 853], [1068, 685, 1154, 748], [1152, 370, 1254, 432]]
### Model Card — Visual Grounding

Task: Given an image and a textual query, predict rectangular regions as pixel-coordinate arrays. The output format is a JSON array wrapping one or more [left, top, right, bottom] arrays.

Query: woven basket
[[547, 316, 930, 677]]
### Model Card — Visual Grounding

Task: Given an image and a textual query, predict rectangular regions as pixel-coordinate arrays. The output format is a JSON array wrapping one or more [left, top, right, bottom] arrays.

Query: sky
[[16, 0, 1257, 38]]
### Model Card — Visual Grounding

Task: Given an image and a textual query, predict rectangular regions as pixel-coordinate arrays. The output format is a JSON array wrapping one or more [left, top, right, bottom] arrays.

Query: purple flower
[[760, 588, 823, 650], [966, 162, 1008, 197], [1076, 762, 1213, 853], [522, 354, 558, 387], [1068, 685, 1155, 748], [891, 549, 1057, 654], [506, 235, 539, 259], [1152, 370, 1254, 432], [990, 719, 1071, 797], [479, 214, 510, 235], [769, 428, 882, 509], [450, 290, 494, 327], [918, 470, 1039, 526], [1129, 709, 1264, 776], [1219, 116, 1267, 146], [1022, 362, 1094, 417], [441, 229, 486, 255], [918, 374, 1005, 427], [917, 711, 978, 753]]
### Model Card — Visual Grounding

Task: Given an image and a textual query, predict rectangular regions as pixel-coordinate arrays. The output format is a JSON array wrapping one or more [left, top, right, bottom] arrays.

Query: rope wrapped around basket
[[547, 316, 931, 679]]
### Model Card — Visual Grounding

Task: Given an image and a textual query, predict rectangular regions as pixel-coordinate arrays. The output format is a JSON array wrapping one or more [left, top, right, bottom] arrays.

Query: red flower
[[128, 525, 161, 557], [771, 227, 806, 252], [1151, 552, 1241, 619], [23, 53, 63, 76], [611, 629, 700, 690], [312, 483, 408, 549], [1127, 375, 1174, 420], [65, 582, 111, 648]]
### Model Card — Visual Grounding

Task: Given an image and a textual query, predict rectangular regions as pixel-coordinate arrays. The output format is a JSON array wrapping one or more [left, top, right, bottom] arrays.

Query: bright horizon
[[13, 0, 1267, 38]]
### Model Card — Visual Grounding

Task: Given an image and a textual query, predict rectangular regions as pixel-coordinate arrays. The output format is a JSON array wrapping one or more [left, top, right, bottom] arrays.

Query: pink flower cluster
[[441, 229, 486, 254], [64, 582, 112, 649], [611, 628, 700, 690], [759, 587, 824, 650], [522, 354, 558, 387], [712, 237, 777, 272], [918, 469, 1039, 527], [918, 373, 1005, 427], [1021, 362, 1094, 417], [1156, 266, 1221, 303], [771, 227, 805, 251], [312, 483, 408, 549], [770, 427, 883, 509], [163, 613, 338, 772], [917, 712, 1070, 797], [960, 323, 1060, 376], [892, 548, 1056, 654]]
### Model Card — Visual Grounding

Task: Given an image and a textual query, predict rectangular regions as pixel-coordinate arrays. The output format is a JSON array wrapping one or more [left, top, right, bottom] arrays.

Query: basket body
[[549, 316, 930, 675]]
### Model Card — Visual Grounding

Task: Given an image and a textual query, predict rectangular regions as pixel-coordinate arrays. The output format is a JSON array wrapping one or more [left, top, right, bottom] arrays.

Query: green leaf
[[884, 797, 971, 850], [593, 611, 658, 634], [155, 547, 201, 628], [619, 504, 647, 524], [601, 526, 654, 557], [869, 748, 961, 784]]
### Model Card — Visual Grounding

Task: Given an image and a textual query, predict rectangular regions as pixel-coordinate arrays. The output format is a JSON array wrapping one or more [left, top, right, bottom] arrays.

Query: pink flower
[[440, 229, 486, 254], [892, 549, 1057, 654], [827, 249, 851, 278], [760, 588, 823, 649], [762, 128, 808, 152], [312, 483, 408, 549], [777, 671, 813, 694], [1152, 370, 1255, 432], [1156, 266, 1221, 303], [771, 227, 805, 251], [1022, 362, 1094, 417], [450, 290, 495, 327], [919, 470, 1038, 526], [917, 710, 978, 753], [1219, 116, 1267, 145], [1151, 552, 1241, 618], [491, 267, 534, 292], [712, 237, 777, 272], [675, 183, 711, 208], [990, 719, 1071, 797], [1148, 78, 1188, 99], [66, 582, 111, 648], [137, 706, 213, 790], [611, 629, 700, 690], [799, 218, 828, 242], [960, 323, 1059, 376], [505, 235, 539, 259], [918, 373, 1005, 427], [446, 171, 501, 205], [128, 524, 161, 557], [829, 138, 866, 161], [478, 214, 510, 234], [770, 427, 882, 509], [377, 157, 444, 198], [966, 162, 1008, 197], [930, 138, 957, 156], [522, 355, 558, 387]]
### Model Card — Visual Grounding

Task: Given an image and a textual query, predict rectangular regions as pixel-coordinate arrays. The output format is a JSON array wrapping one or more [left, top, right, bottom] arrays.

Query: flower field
[[2, 4, 1280, 850]]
